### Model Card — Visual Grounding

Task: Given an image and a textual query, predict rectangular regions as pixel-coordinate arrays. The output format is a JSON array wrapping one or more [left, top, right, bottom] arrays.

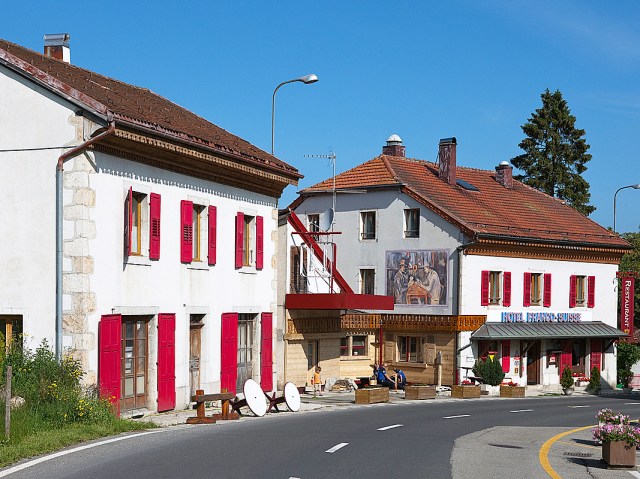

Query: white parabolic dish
[[283, 382, 301, 412], [243, 379, 267, 417]]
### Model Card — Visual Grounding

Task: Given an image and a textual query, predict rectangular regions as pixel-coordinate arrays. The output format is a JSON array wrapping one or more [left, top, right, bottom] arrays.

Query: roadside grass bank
[[1, 338, 156, 468]]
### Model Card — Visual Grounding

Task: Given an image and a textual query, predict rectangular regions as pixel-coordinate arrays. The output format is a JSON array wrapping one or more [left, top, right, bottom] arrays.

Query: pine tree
[[512, 89, 595, 216]]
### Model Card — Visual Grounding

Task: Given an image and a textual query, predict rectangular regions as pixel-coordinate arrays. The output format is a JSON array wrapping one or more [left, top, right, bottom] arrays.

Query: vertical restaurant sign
[[621, 277, 635, 338]]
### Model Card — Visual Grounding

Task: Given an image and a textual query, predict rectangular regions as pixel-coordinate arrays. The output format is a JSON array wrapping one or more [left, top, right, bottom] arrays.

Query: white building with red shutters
[[287, 135, 631, 390], [0, 35, 300, 414]]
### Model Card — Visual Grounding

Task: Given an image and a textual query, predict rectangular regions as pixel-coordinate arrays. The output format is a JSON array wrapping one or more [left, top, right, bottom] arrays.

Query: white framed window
[[489, 271, 501, 305], [575, 275, 586, 306], [530, 273, 542, 306], [404, 209, 420, 238], [360, 269, 375, 295], [340, 335, 368, 357], [360, 211, 376, 240], [307, 214, 320, 233]]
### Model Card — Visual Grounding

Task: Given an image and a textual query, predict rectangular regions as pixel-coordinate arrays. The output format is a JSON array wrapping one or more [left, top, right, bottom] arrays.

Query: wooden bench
[[186, 389, 238, 424]]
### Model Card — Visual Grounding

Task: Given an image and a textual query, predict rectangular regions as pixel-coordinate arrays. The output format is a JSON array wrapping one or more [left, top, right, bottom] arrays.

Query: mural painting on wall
[[386, 250, 448, 305]]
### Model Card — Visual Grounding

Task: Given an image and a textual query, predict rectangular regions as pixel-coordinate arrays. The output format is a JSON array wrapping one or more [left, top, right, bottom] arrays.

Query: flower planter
[[480, 384, 500, 396], [500, 386, 525, 398], [404, 385, 436, 400], [451, 385, 481, 399], [355, 387, 389, 405], [602, 441, 637, 468], [563, 388, 574, 395]]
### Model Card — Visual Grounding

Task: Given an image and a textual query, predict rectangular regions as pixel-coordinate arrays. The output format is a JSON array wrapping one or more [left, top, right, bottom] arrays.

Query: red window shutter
[[590, 339, 602, 372], [208, 206, 217, 266], [560, 340, 572, 375], [99, 314, 122, 415], [221, 313, 239, 394], [569, 275, 577, 308], [149, 193, 161, 260], [587, 276, 595, 308], [503, 272, 511, 307], [124, 187, 132, 256], [235, 213, 244, 268], [180, 200, 193, 263], [480, 270, 490, 306], [543, 273, 552, 308], [157, 313, 176, 412], [256, 216, 264, 270], [523, 272, 531, 307], [501, 340, 510, 373], [260, 312, 273, 391]]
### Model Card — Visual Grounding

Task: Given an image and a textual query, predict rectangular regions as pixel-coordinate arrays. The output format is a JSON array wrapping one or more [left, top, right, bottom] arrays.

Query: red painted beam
[[286, 293, 394, 311]]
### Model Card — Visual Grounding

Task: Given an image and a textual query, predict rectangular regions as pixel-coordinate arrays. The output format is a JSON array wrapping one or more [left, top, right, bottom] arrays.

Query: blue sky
[[3, 1, 639, 233]]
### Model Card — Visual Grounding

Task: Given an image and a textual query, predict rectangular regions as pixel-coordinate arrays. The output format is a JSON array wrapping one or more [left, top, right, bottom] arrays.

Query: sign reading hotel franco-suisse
[[501, 312, 582, 323], [621, 277, 635, 338]]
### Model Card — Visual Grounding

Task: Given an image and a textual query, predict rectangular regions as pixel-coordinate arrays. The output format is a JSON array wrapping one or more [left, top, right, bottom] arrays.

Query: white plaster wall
[[293, 190, 463, 313], [88, 151, 279, 406], [0, 65, 78, 347]]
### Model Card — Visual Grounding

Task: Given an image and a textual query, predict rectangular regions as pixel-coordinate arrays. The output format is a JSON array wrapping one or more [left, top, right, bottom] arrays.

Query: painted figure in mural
[[420, 263, 442, 304], [393, 260, 409, 303]]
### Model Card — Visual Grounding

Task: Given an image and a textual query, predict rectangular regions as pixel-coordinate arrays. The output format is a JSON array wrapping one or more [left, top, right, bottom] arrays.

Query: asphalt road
[[4, 394, 640, 478]]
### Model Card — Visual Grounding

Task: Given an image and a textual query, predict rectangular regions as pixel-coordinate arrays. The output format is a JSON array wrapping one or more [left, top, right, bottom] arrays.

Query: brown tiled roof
[[302, 154, 629, 248], [0, 39, 300, 179]]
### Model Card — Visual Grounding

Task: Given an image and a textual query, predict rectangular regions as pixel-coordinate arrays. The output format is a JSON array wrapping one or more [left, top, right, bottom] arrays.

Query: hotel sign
[[501, 312, 582, 323], [621, 277, 635, 338]]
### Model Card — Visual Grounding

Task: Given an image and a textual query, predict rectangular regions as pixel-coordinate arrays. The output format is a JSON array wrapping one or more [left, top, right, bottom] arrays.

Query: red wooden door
[[221, 313, 238, 393], [501, 340, 511, 373], [157, 313, 176, 412], [560, 340, 572, 375], [260, 312, 273, 391], [99, 314, 122, 413], [590, 339, 602, 372]]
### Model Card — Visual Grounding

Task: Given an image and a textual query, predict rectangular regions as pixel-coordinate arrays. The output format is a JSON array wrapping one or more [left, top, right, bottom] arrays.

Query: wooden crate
[[404, 385, 436, 400], [500, 386, 525, 398], [355, 387, 389, 404], [451, 385, 481, 399]]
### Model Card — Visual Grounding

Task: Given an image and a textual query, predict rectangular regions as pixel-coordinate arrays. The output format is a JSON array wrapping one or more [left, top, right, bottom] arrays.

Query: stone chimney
[[438, 137, 457, 185], [495, 161, 514, 189], [382, 134, 405, 157], [44, 33, 70, 63]]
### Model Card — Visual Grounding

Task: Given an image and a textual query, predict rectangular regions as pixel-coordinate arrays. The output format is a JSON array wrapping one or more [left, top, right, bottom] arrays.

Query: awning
[[471, 321, 626, 340]]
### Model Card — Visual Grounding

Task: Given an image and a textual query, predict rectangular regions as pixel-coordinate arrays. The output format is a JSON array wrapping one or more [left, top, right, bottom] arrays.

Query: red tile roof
[[0, 38, 300, 180], [302, 154, 629, 248]]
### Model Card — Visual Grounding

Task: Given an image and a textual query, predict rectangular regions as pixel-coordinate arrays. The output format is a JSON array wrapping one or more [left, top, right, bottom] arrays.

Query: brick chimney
[[44, 33, 70, 63], [438, 137, 457, 185], [495, 161, 514, 189], [382, 134, 405, 157]]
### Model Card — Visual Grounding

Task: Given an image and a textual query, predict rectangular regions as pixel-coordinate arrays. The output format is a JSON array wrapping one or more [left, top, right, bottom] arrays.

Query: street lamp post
[[271, 74, 318, 155], [613, 183, 640, 232]]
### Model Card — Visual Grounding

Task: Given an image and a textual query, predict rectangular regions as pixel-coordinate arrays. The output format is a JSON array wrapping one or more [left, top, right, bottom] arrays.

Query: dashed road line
[[443, 414, 470, 419], [624, 402, 640, 405], [628, 471, 640, 478], [377, 424, 403, 431], [325, 443, 349, 453], [509, 409, 533, 413], [567, 405, 590, 408]]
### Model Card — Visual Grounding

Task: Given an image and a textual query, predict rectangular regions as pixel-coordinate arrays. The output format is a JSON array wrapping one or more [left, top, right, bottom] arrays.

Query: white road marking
[[377, 424, 403, 431], [325, 443, 349, 453], [624, 402, 640, 405], [510, 409, 534, 413], [0, 431, 160, 477], [443, 414, 470, 419], [628, 471, 640, 478], [567, 405, 590, 408]]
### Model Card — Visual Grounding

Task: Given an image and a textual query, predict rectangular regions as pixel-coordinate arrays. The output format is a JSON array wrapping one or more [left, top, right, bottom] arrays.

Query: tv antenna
[[304, 151, 336, 230]]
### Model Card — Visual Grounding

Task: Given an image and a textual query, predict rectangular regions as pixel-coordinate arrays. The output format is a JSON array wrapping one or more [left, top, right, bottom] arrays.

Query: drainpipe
[[56, 120, 115, 360]]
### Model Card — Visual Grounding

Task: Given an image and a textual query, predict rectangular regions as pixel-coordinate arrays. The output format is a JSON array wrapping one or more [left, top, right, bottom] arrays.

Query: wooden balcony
[[341, 314, 486, 332]]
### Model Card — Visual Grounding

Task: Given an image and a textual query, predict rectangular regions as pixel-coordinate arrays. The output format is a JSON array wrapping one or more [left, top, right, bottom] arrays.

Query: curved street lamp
[[613, 183, 640, 232], [271, 74, 318, 155]]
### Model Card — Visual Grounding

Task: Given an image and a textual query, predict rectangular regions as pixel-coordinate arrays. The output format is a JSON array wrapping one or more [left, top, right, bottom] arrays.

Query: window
[[361, 211, 376, 240], [398, 336, 418, 362], [308, 214, 320, 233], [489, 271, 501, 305], [125, 188, 160, 260], [192, 204, 205, 262], [530, 273, 542, 306], [570, 275, 595, 308], [181, 200, 215, 265], [404, 209, 420, 238], [340, 335, 367, 357], [235, 213, 264, 269], [575, 276, 586, 306], [121, 317, 148, 412], [237, 314, 255, 391], [360, 269, 375, 295], [130, 192, 144, 255], [0, 315, 22, 352]]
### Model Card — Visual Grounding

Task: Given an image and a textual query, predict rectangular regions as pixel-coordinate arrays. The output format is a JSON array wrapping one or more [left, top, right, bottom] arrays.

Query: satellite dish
[[283, 382, 301, 412], [319, 208, 334, 231], [243, 379, 267, 417]]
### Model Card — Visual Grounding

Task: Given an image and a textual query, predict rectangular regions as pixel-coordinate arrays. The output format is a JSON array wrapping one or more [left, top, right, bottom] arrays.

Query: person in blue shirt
[[393, 368, 407, 390], [377, 363, 396, 388]]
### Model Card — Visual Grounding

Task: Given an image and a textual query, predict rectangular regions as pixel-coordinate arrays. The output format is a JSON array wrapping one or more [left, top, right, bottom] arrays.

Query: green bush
[[472, 357, 505, 386], [616, 341, 640, 388], [560, 365, 574, 389], [2, 340, 115, 426], [588, 366, 601, 391]]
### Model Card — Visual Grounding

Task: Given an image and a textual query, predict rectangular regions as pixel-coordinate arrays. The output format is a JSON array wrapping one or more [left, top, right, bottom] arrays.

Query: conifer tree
[[512, 89, 595, 215]]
